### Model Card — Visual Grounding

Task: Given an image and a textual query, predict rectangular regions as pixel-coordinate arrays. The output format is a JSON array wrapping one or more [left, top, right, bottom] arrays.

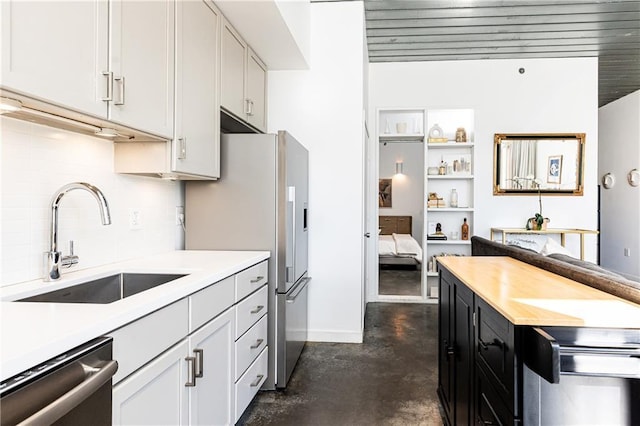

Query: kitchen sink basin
[[17, 273, 188, 304]]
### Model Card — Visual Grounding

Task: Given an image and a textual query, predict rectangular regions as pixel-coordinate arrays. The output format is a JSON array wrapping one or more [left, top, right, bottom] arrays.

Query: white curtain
[[509, 140, 536, 188]]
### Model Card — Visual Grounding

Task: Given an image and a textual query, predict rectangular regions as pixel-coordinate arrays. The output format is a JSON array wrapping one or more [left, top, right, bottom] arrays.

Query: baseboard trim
[[307, 330, 363, 343]]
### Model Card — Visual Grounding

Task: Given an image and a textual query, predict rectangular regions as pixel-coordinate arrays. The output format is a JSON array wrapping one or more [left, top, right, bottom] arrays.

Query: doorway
[[377, 139, 425, 299]]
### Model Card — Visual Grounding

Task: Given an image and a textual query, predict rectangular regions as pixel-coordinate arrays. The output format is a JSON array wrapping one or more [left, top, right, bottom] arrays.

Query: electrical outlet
[[624, 248, 631, 257], [129, 209, 142, 230], [176, 206, 185, 226]]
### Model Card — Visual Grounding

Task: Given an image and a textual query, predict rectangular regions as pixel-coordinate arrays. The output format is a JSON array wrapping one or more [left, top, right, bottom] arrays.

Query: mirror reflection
[[494, 133, 585, 195]]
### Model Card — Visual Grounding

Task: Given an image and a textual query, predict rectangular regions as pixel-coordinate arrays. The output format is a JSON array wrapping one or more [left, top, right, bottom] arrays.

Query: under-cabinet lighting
[[0, 97, 23, 113], [94, 128, 119, 138]]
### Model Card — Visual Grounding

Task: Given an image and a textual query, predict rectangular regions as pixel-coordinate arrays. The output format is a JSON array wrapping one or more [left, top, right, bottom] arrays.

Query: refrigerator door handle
[[286, 277, 311, 303], [286, 186, 296, 284]]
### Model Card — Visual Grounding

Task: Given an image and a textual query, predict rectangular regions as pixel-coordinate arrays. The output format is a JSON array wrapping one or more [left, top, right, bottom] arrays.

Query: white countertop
[[0, 250, 270, 381]]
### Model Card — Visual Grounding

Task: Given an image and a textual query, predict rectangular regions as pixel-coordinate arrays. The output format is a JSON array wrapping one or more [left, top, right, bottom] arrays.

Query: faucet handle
[[61, 240, 79, 268]]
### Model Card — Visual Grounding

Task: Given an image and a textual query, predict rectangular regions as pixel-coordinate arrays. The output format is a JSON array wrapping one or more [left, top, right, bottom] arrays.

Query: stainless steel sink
[[17, 273, 188, 304]]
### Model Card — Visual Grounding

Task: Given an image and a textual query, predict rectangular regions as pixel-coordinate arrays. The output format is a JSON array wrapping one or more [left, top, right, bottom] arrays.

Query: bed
[[378, 216, 423, 269]]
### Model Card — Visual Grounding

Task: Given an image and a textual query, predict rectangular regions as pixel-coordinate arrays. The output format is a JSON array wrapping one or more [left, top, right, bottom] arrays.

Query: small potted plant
[[524, 177, 549, 230]]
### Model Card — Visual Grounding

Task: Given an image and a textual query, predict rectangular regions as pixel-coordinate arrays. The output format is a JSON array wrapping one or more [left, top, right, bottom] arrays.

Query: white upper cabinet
[[109, 0, 174, 138], [221, 20, 247, 121], [173, 0, 221, 178], [1, 0, 174, 139], [221, 18, 267, 132], [246, 48, 267, 131], [0, 0, 108, 117]]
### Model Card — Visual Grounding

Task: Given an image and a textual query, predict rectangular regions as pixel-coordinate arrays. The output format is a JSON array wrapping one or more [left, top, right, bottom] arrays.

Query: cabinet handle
[[245, 98, 252, 116], [185, 356, 197, 387], [250, 276, 264, 283], [194, 348, 204, 378], [479, 338, 504, 351], [178, 137, 187, 160], [250, 305, 265, 314], [444, 340, 455, 359], [250, 339, 264, 349], [250, 374, 264, 387], [114, 75, 125, 105], [248, 100, 254, 116], [101, 71, 113, 101]]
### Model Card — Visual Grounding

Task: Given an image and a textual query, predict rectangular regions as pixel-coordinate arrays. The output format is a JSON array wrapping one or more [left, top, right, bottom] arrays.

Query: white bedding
[[378, 233, 422, 262]]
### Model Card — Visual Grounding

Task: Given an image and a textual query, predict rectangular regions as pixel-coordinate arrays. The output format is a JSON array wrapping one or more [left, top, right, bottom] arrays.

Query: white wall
[[598, 90, 640, 280], [369, 58, 599, 263], [0, 117, 184, 286], [379, 142, 424, 240], [268, 1, 365, 343]]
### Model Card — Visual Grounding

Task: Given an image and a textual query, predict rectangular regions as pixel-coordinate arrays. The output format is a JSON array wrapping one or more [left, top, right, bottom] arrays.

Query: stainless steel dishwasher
[[0, 336, 117, 425], [523, 326, 640, 425]]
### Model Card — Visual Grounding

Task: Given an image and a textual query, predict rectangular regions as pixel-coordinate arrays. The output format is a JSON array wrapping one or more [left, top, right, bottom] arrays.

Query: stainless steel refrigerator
[[185, 131, 309, 389]]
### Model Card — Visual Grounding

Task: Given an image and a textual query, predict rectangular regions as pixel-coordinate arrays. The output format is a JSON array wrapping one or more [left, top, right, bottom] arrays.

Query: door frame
[[365, 107, 431, 304]]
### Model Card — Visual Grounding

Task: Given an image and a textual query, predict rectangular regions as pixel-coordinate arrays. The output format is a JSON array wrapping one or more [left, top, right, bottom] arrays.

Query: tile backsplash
[[1, 117, 183, 286]]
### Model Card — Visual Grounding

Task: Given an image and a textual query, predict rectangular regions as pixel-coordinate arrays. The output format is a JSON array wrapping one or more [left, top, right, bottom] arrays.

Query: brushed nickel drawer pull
[[250, 374, 264, 387], [250, 276, 264, 283], [250, 305, 265, 314], [114, 75, 125, 106], [101, 71, 113, 101], [185, 356, 197, 387], [194, 348, 204, 378], [250, 339, 264, 349]]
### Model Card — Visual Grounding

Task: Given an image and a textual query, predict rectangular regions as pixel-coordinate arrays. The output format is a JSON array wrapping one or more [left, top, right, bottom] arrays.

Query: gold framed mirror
[[494, 133, 585, 195]]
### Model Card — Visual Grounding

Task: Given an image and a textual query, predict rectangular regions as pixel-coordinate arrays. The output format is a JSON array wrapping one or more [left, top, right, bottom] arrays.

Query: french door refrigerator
[[185, 131, 309, 389]]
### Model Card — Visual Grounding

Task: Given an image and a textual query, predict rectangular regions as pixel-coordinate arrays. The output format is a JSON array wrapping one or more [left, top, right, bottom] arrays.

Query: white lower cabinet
[[110, 261, 269, 425], [188, 308, 235, 425], [112, 340, 189, 425], [235, 348, 268, 423]]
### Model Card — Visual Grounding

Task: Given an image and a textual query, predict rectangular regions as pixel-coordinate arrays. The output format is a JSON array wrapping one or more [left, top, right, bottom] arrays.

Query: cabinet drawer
[[476, 363, 516, 426], [476, 298, 517, 413], [189, 276, 234, 333], [236, 261, 268, 301], [235, 347, 268, 423], [235, 285, 268, 338], [110, 298, 188, 384], [235, 315, 268, 381]]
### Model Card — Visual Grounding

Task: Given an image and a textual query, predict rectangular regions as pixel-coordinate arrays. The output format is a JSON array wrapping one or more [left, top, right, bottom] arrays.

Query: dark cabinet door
[[454, 281, 474, 425], [438, 268, 475, 426], [438, 272, 454, 425]]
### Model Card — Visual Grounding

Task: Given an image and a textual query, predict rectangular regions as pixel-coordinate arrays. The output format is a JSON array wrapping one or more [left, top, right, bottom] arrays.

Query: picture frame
[[379, 179, 392, 207], [547, 155, 563, 184]]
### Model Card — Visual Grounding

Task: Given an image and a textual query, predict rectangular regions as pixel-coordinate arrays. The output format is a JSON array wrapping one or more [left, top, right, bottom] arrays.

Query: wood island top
[[437, 256, 640, 329]]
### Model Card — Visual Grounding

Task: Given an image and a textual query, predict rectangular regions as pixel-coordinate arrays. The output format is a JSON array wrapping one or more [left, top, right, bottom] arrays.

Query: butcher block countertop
[[437, 256, 640, 329], [0, 250, 269, 381]]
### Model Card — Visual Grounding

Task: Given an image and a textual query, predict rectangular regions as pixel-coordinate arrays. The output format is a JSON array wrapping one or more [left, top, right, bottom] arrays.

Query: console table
[[490, 227, 598, 260]]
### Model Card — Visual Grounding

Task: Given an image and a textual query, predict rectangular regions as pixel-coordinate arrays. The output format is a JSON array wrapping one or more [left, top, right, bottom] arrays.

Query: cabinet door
[[438, 272, 454, 424], [113, 340, 189, 426], [246, 49, 267, 132], [220, 20, 247, 120], [188, 308, 235, 425], [0, 0, 108, 117], [454, 281, 475, 426], [173, 0, 220, 178], [109, 0, 174, 138]]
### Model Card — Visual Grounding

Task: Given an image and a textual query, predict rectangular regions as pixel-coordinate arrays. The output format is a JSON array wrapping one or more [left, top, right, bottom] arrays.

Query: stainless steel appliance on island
[[185, 131, 309, 389]]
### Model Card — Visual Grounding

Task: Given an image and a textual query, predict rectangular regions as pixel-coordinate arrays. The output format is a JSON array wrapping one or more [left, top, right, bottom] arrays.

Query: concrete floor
[[378, 268, 422, 296], [238, 303, 444, 426]]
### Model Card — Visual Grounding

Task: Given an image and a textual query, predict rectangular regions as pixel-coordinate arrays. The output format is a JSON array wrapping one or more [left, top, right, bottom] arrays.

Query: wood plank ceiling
[[363, 0, 640, 107]]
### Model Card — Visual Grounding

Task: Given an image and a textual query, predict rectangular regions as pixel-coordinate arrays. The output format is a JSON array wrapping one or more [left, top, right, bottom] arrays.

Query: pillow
[[505, 236, 543, 253], [540, 237, 573, 257], [378, 235, 396, 256]]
